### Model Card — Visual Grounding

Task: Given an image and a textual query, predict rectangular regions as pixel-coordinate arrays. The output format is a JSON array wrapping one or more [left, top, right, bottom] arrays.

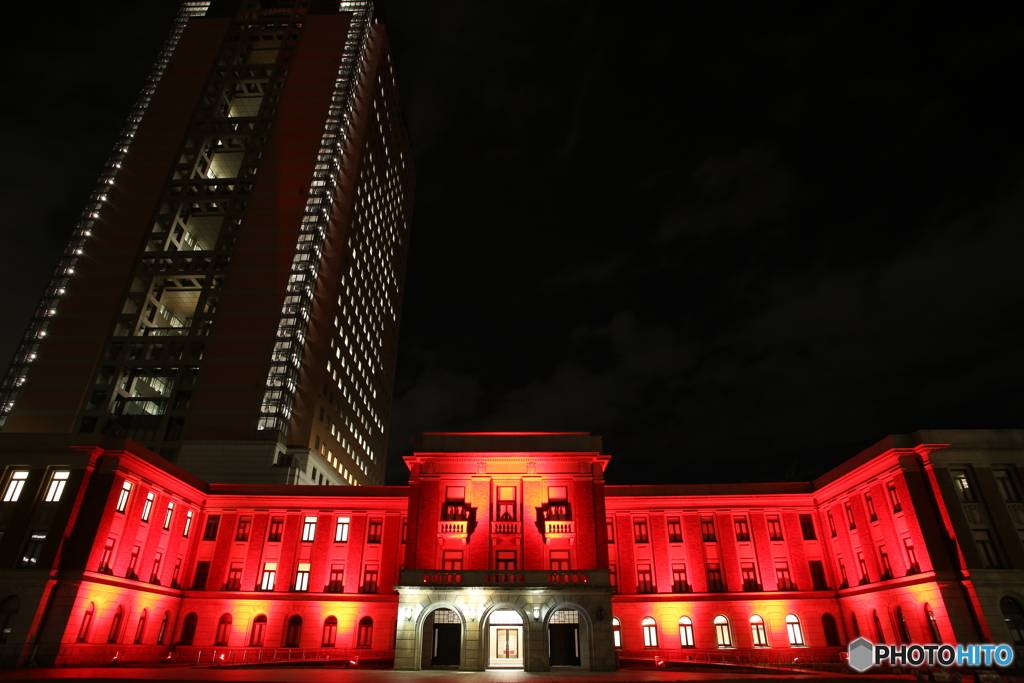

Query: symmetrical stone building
[[1, 430, 1023, 671]]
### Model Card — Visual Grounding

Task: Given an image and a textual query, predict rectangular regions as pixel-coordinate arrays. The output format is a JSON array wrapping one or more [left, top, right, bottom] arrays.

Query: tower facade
[[0, 1, 414, 486]]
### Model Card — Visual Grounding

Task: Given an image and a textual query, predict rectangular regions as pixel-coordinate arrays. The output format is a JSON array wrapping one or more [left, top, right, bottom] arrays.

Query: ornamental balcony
[[491, 521, 521, 535], [543, 519, 574, 542], [400, 569, 610, 589], [438, 520, 469, 543]]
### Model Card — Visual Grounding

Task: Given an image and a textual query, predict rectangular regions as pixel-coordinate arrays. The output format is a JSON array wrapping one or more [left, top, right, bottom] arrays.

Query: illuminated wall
[[1, 429, 1023, 670]]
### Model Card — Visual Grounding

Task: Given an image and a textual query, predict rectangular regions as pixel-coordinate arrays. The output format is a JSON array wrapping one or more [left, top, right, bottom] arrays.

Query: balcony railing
[[438, 520, 468, 535], [491, 521, 520, 535], [400, 569, 610, 588]]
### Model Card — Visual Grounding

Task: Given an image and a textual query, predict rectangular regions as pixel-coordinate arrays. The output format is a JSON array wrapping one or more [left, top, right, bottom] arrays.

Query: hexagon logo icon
[[848, 637, 875, 672]]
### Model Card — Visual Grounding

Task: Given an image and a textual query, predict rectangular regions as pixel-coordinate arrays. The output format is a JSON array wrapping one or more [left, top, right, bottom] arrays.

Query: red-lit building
[[1, 430, 1024, 671]]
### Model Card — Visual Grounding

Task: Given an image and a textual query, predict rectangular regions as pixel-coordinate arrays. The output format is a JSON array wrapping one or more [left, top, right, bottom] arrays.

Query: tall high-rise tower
[[0, 0, 414, 486]]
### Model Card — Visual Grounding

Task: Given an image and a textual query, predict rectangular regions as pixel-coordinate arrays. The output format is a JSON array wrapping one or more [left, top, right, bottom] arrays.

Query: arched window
[[895, 606, 911, 644], [357, 616, 373, 648], [77, 603, 94, 643], [850, 612, 860, 638], [611, 617, 621, 648], [785, 614, 804, 646], [750, 615, 768, 646], [642, 617, 658, 647], [1002, 597, 1024, 646], [0, 596, 20, 645], [179, 612, 198, 646], [215, 614, 232, 646], [250, 615, 267, 646], [134, 609, 147, 645], [285, 615, 302, 647], [822, 613, 841, 647], [108, 605, 124, 644], [322, 617, 337, 647], [872, 610, 884, 643], [678, 616, 694, 648], [924, 604, 942, 643], [714, 615, 732, 647], [157, 612, 169, 645]]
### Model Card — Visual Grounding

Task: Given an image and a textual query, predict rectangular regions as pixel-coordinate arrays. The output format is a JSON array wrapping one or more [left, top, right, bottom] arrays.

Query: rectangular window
[[327, 564, 344, 592], [496, 550, 516, 571], [362, 565, 379, 594], [734, 517, 750, 542], [260, 562, 277, 590], [335, 516, 350, 542], [888, 482, 903, 512], [827, 511, 837, 537], [667, 516, 683, 543], [402, 518, 407, 543], [496, 486, 517, 521], [44, 471, 70, 502], [904, 538, 920, 574], [3, 471, 29, 502], [637, 564, 654, 593], [203, 515, 220, 541], [141, 492, 154, 522], [700, 516, 716, 542], [183, 509, 193, 537], [809, 560, 829, 590], [163, 502, 174, 530], [838, 558, 849, 588], [126, 546, 140, 580], [878, 545, 892, 580], [19, 531, 46, 567], [671, 563, 689, 592], [116, 480, 133, 512], [267, 516, 284, 542], [741, 562, 760, 591], [799, 513, 816, 540], [98, 538, 115, 574], [857, 552, 869, 584], [706, 563, 724, 592], [845, 503, 856, 530], [225, 561, 242, 590], [952, 469, 975, 502], [171, 558, 182, 589], [633, 518, 649, 543], [767, 515, 783, 540], [191, 560, 210, 590], [150, 552, 162, 584], [775, 561, 796, 590], [609, 563, 617, 591], [995, 469, 1021, 502], [236, 515, 251, 541], [550, 550, 570, 571], [295, 562, 311, 591], [607, 517, 615, 543], [367, 518, 383, 543], [302, 516, 317, 542], [442, 550, 463, 571], [865, 493, 877, 522], [974, 529, 1002, 568]]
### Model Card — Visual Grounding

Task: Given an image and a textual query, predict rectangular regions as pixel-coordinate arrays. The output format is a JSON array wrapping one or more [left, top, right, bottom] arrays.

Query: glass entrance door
[[488, 625, 523, 667]]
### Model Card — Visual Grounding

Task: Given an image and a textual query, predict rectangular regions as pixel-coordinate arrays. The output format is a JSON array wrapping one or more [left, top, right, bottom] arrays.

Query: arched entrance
[[548, 608, 581, 666], [486, 609, 524, 669], [425, 608, 460, 667]]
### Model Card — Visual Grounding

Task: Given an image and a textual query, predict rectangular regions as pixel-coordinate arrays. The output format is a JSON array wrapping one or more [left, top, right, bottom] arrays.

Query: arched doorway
[[487, 609, 524, 669], [426, 608, 460, 667], [548, 609, 581, 666]]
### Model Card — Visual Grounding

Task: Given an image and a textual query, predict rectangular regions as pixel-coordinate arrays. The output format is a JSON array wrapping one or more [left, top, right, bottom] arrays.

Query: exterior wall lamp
[[403, 606, 414, 621], [532, 605, 541, 621], [465, 606, 477, 621]]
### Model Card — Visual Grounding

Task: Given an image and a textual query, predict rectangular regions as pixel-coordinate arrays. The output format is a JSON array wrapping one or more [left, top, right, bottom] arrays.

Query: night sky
[[2, 3, 1023, 487]]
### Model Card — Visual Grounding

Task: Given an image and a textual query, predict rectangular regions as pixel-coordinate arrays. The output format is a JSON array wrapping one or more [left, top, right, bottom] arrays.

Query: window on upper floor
[[827, 511, 837, 537], [845, 503, 856, 530], [865, 493, 877, 522], [141, 492, 154, 522], [267, 516, 283, 542], [800, 513, 817, 540], [163, 502, 174, 530], [767, 515, 783, 540], [667, 516, 683, 543], [260, 563, 277, 591], [706, 563, 725, 592], [3, 471, 29, 503], [550, 550, 570, 572], [183, 510, 193, 537], [741, 562, 760, 591], [951, 469, 975, 502], [636, 564, 654, 593], [224, 562, 242, 590], [496, 486, 516, 521], [367, 519, 382, 543], [734, 517, 750, 542], [361, 565, 378, 594], [671, 563, 689, 593], [701, 516, 716, 542], [903, 538, 920, 574], [327, 564, 344, 592], [545, 486, 570, 521], [633, 518, 649, 543], [295, 562, 311, 591], [994, 469, 1022, 503], [203, 515, 220, 541], [116, 481, 133, 513], [496, 550, 516, 571], [236, 515, 251, 541], [19, 531, 46, 568], [607, 517, 615, 543], [301, 516, 317, 542], [775, 560, 796, 591], [974, 529, 1002, 568], [888, 482, 902, 512], [44, 471, 70, 502], [442, 550, 463, 571], [335, 516, 350, 542]]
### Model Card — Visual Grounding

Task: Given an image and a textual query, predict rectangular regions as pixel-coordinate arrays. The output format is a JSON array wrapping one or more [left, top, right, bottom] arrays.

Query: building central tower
[[0, 0, 414, 486]]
